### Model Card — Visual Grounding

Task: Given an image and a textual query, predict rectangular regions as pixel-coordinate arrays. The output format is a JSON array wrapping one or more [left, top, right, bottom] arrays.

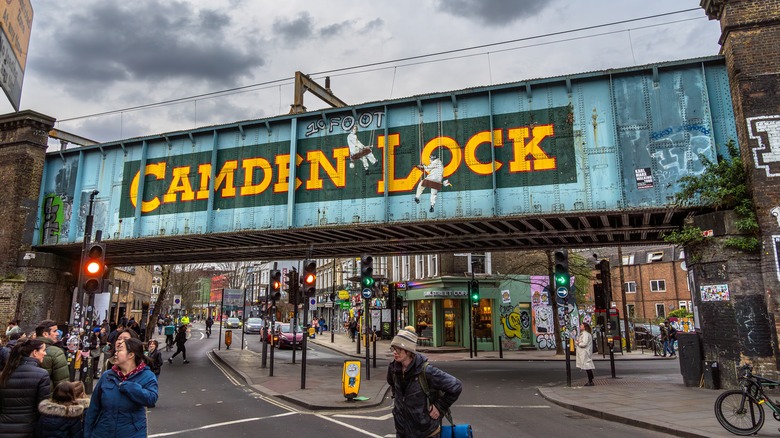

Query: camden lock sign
[[118, 107, 575, 218]]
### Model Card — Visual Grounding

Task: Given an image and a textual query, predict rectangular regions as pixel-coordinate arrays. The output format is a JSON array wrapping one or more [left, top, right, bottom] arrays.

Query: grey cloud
[[359, 18, 384, 33], [272, 12, 314, 46], [436, 0, 552, 26], [319, 20, 353, 38], [29, 1, 265, 92]]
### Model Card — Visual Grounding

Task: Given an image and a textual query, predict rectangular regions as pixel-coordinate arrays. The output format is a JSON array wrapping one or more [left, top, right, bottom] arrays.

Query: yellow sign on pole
[[342, 360, 361, 400], [338, 290, 350, 300]]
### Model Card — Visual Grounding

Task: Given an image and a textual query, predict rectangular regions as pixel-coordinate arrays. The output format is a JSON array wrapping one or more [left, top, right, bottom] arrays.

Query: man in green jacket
[[36, 319, 70, 388]]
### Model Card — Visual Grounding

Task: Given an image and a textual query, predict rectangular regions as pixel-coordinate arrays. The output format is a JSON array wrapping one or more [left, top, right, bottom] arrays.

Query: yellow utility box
[[342, 360, 361, 401]]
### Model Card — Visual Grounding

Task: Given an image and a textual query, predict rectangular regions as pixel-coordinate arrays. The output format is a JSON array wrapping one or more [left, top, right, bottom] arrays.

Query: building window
[[416, 256, 425, 278], [392, 257, 400, 283], [626, 304, 635, 318], [650, 279, 666, 292], [428, 254, 438, 278], [679, 300, 688, 310], [470, 253, 486, 274], [622, 255, 635, 265], [655, 303, 665, 318], [474, 299, 493, 341], [623, 281, 637, 293], [402, 256, 411, 280], [647, 252, 664, 262]]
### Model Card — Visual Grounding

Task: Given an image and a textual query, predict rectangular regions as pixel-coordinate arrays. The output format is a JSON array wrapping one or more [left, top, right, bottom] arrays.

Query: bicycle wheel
[[714, 389, 764, 435]]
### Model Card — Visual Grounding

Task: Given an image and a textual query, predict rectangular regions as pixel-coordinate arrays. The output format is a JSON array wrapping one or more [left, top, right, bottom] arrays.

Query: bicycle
[[714, 364, 780, 435]]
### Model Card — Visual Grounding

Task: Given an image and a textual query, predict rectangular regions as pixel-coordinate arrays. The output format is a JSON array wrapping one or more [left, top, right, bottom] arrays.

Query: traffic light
[[553, 249, 570, 290], [361, 255, 374, 288], [286, 270, 299, 304], [301, 260, 316, 297], [82, 242, 105, 294], [470, 279, 480, 307], [595, 259, 611, 309], [329, 292, 336, 301], [270, 269, 282, 301]]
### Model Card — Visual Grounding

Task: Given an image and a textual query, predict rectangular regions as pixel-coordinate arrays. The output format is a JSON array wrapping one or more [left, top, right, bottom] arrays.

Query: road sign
[[556, 287, 569, 299], [338, 290, 350, 300], [361, 288, 373, 299], [310, 298, 316, 306], [340, 302, 350, 309], [173, 295, 182, 309]]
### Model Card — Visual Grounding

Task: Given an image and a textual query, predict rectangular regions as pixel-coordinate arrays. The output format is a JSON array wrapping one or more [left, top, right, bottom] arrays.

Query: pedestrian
[[145, 339, 162, 377], [319, 317, 326, 334], [205, 315, 213, 337], [576, 322, 596, 386], [36, 381, 89, 438], [1, 330, 25, 370], [106, 323, 125, 349], [5, 319, 22, 337], [168, 324, 190, 364], [348, 319, 357, 342], [84, 337, 158, 437], [0, 339, 52, 436], [312, 317, 319, 335], [156, 316, 165, 335], [180, 315, 190, 326], [36, 319, 70, 389], [660, 323, 675, 357], [387, 326, 462, 438]]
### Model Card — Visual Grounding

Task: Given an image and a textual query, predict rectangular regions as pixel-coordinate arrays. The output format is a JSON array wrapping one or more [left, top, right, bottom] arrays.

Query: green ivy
[[663, 140, 760, 253]]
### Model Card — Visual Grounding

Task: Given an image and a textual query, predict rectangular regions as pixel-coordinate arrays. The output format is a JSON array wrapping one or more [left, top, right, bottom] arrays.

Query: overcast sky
[[11, 0, 722, 144]]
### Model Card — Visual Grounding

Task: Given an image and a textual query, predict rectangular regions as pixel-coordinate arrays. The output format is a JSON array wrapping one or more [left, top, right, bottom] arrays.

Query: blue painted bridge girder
[[35, 56, 736, 265]]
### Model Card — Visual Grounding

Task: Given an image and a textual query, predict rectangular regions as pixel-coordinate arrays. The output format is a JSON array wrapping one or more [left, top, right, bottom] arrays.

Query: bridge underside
[[36, 208, 695, 265]]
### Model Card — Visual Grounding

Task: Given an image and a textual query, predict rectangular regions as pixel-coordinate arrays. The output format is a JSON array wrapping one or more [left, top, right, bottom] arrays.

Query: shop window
[[416, 300, 433, 336], [474, 299, 492, 341]]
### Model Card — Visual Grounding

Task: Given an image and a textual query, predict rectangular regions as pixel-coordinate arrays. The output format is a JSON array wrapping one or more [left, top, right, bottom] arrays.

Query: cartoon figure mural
[[347, 125, 377, 173], [414, 156, 452, 213], [499, 302, 532, 350], [531, 276, 555, 350]]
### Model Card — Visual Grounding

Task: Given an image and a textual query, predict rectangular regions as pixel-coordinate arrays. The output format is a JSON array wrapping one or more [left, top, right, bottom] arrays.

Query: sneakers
[[168, 358, 173, 364], [414, 198, 420, 204], [429, 206, 434, 213], [584, 381, 594, 387], [183, 360, 190, 364]]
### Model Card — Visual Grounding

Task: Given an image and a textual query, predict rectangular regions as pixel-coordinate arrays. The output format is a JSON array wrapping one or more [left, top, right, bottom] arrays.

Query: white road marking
[[148, 412, 296, 437], [457, 404, 550, 408], [315, 414, 383, 438], [332, 412, 394, 421]]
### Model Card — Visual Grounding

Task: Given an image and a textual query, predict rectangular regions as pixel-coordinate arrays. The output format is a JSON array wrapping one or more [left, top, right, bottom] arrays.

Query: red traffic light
[[303, 273, 315, 285], [85, 261, 102, 275]]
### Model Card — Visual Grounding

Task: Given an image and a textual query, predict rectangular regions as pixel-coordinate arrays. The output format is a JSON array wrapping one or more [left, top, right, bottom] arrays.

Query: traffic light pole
[[365, 298, 370, 381]]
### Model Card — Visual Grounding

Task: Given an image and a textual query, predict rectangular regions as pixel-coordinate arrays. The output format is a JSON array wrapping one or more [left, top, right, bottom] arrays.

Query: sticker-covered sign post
[[342, 360, 361, 401]]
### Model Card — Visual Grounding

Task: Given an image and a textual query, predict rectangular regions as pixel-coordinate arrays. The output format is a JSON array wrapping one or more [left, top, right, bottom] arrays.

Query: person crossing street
[[168, 325, 189, 364]]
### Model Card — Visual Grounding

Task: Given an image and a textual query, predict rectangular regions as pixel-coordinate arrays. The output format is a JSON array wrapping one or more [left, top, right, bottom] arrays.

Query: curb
[[209, 349, 391, 411], [537, 386, 712, 438]]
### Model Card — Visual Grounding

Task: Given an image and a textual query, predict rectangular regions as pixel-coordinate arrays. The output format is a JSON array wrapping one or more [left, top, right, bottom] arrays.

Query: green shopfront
[[403, 276, 533, 351]]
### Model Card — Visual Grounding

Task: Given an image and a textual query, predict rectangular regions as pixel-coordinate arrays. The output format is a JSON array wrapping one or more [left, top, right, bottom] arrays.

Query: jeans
[[663, 339, 675, 356], [158, 326, 163, 335]]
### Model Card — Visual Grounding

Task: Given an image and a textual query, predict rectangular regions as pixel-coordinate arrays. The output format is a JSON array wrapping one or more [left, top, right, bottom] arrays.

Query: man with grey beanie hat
[[387, 326, 462, 437]]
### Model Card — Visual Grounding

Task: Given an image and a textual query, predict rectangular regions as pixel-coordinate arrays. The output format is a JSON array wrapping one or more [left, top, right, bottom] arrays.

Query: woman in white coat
[[576, 322, 595, 386]]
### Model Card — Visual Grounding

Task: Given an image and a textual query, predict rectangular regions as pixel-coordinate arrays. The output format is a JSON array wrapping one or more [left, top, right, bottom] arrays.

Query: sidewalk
[[206, 327, 739, 437]]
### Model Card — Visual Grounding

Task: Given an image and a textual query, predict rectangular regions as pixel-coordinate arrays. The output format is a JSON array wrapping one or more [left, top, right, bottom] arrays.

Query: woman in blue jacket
[[84, 337, 158, 438]]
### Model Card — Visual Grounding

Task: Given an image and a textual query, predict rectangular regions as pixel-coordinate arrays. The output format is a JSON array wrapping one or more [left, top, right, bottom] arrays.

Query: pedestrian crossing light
[[470, 279, 479, 307], [553, 249, 570, 290], [301, 260, 316, 297], [82, 242, 106, 294], [270, 269, 282, 301], [360, 255, 374, 288]]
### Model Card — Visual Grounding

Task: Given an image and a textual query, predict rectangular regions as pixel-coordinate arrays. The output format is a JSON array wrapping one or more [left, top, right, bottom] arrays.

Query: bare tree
[[144, 264, 205, 342]]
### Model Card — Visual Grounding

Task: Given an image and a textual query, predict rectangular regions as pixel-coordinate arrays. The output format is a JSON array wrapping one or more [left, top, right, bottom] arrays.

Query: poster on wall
[[635, 168, 653, 189], [530, 276, 555, 350], [700, 284, 730, 302]]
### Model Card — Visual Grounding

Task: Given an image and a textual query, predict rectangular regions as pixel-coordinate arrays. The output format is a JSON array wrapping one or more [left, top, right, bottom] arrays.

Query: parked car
[[634, 324, 660, 347], [224, 317, 241, 329], [269, 323, 304, 349], [244, 318, 264, 334]]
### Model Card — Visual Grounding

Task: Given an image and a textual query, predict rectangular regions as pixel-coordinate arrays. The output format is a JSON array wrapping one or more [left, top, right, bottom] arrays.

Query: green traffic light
[[555, 273, 569, 285], [471, 293, 479, 302], [363, 276, 375, 287]]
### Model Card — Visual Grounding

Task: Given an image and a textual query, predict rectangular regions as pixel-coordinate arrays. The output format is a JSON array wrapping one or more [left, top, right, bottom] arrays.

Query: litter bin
[[703, 360, 720, 390], [677, 332, 703, 387]]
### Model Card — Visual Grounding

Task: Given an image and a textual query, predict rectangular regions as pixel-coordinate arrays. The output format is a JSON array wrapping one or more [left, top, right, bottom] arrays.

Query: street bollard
[[357, 332, 361, 355], [607, 336, 616, 378], [225, 330, 233, 350], [499, 336, 503, 359], [372, 330, 377, 369]]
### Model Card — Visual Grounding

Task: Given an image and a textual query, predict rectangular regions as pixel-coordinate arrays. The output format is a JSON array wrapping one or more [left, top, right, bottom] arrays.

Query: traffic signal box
[[270, 269, 282, 301], [82, 242, 106, 293], [469, 279, 480, 306], [595, 259, 612, 309], [286, 271, 299, 304], [553, 250, 570, 293], [361, 255, 374, 288], [301, 260, 316, 297]]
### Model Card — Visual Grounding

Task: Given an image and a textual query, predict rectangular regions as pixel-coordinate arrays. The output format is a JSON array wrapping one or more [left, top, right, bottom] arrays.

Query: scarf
[[112, 361, 146, 381]]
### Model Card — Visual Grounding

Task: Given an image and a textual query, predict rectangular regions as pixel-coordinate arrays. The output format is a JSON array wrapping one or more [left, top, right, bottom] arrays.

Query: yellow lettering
[[377, 134, 421, 193], [421, 136, 461, 176], [195, 161, 238, 199], [240, 158, 273, 196], [163, 166, 195, 204], [508, 125, 556, 172], [306, 148, 349, 190], [129, 162, 166, 213], [465, 130, 503, 175], [273, 154, 303, 193]]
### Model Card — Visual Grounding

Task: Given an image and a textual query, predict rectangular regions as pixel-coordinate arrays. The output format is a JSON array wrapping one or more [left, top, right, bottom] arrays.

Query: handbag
[[417, 361, 474, 437]]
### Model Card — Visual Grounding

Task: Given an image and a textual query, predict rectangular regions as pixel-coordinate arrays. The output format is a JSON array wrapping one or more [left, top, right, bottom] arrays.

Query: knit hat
[[391, 326, 418, 353]]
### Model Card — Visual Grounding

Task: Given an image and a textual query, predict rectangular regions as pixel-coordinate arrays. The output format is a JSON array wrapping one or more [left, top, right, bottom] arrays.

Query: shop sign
[[423, 290, 468, 298], [338, 289, 350, 300], [340, 302, 351, 309]]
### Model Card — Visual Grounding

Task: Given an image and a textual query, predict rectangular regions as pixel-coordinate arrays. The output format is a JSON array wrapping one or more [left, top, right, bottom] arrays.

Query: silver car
[[244, 317, 264, 334]]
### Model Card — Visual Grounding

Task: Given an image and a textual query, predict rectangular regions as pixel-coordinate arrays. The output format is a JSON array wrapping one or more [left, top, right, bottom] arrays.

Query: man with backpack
[[387, 326, 462, 437]]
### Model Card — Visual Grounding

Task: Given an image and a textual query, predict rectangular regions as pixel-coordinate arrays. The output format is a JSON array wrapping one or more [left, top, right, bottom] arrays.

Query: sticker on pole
[[361, 288, 373, 299], [556, 287, 569, 299]]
